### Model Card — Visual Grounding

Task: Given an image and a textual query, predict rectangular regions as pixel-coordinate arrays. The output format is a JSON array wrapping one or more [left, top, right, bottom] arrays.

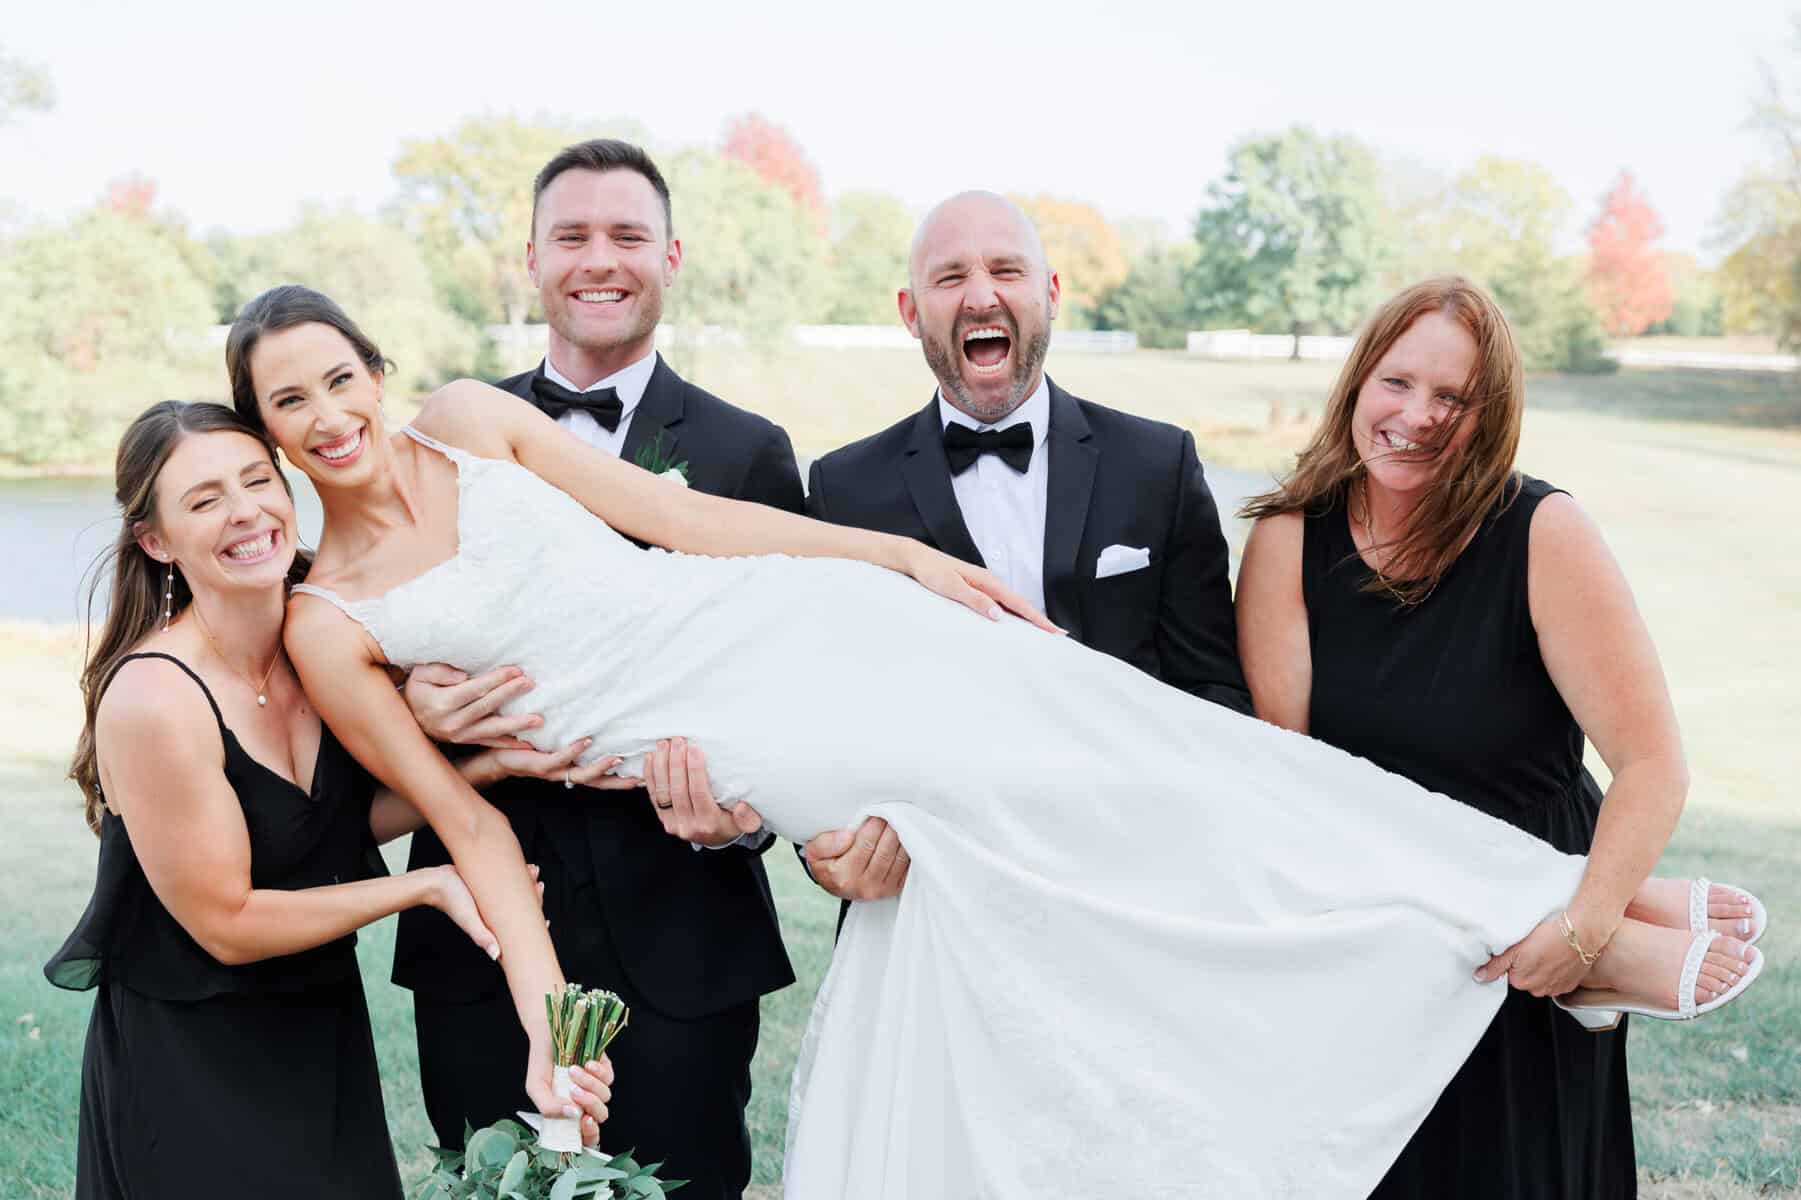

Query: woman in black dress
[[1235, 277, 1763, 1197], [45, 402, 616, 1199]]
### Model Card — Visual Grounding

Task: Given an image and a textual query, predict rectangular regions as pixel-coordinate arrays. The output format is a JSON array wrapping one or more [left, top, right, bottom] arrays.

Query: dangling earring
[[162, 562, 175, 631]]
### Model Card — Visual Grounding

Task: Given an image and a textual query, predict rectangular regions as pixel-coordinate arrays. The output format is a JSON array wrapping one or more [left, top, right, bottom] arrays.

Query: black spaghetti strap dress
[[1301, 475, 1635, 1198], [44, 652, 402, 1200]]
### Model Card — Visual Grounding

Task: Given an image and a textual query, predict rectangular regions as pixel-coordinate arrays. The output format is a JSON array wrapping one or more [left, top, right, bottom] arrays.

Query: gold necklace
[[1356, 484, 1437, 607], [188, 602, 283, 707]]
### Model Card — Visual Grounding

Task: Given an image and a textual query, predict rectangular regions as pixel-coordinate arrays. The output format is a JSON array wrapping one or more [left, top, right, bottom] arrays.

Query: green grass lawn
[[4, 357, 1799, 1196], [4, 764, 1794, 1198]]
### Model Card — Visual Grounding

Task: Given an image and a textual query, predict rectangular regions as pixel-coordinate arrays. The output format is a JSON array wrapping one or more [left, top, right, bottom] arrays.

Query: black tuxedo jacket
[[392, 355, 799, 1018], [807, 379, 1252, 713]]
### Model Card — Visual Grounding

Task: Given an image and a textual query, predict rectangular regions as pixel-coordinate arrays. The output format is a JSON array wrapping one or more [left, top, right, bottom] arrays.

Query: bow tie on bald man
[[942, 422, 1034, 475], [531, 374, 625, 431]]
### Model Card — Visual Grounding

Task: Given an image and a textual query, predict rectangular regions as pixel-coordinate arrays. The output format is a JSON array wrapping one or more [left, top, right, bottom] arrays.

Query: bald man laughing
[[797, 190, 1254, 910]]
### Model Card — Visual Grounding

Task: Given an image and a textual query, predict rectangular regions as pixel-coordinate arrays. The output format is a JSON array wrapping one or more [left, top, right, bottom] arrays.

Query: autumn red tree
[[1586, 171, 1675, 336], [102, 174, 157, 220], [722, 113, 825, 222]]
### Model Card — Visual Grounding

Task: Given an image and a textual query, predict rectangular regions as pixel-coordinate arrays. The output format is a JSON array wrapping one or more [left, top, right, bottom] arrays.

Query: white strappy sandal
[[1691, 876, 1768, 948], [1555, 928, 1764, 1031]]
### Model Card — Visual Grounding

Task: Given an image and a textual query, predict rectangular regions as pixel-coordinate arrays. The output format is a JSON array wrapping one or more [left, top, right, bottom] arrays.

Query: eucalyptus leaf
[[467, 1126, 519, 1171], [548, 1166, 582, 1200], [418, 1177, 453, 1200], [498, 1149, 529, 1193]]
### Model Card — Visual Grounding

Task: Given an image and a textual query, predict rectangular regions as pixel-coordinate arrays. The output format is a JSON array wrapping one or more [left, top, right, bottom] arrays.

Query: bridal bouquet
[[540, 984, 630, 1152], [421, 1121, 682, 1200], [423, 985, 684, 1199]]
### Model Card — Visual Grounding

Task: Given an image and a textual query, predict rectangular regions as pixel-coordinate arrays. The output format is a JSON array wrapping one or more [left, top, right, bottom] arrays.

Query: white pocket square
[[1095, 544, 1151, 579]]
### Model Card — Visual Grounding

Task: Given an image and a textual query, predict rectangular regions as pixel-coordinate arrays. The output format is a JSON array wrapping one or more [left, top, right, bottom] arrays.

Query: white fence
[[1603, 347, 1800, 372], [791, 324, 915, 349], [1185, 330, 1354, 361], [208, 320, 1799, 373], [481, 323, 1138, 354], [1183, 328, 1801, 373]]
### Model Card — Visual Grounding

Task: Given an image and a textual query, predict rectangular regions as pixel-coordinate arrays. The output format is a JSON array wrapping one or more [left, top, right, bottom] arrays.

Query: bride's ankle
[[1586, 918, 1755, 1010]]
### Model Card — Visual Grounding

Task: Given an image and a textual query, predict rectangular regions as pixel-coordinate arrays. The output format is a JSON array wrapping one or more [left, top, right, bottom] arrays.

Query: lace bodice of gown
[[295, 426, 797, 824]]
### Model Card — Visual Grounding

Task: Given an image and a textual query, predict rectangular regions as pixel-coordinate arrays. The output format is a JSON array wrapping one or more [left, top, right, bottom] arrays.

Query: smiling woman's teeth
[[317, 429, 362, 461], [1381, 430, 1423, 452], [225, 531, 275, 561]]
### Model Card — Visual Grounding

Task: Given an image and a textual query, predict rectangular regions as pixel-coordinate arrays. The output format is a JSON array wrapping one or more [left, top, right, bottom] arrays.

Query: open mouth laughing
[[960, 324, 1014, 376]]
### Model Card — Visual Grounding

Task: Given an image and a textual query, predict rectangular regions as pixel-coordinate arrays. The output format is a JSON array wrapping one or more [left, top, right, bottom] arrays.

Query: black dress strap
[[104, 651, 227, 738]]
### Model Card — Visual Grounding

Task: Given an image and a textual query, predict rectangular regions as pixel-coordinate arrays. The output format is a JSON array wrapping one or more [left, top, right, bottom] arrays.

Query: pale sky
[[3, 0, 1792, 260]]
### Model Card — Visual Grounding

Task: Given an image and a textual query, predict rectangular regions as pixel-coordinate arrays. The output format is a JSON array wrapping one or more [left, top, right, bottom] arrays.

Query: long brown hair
[[1241, 276, 1525, 605], [225, 284, 389, 433], [69, 401, 310, 835]]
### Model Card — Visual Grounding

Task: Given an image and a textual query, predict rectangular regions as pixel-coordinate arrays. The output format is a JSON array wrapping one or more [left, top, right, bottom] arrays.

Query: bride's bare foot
[[1627, 878, 1761, 940], [1565, 918, 1758, 1013]]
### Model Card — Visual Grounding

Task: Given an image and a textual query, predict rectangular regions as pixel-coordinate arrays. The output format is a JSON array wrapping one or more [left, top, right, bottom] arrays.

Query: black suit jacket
[[392, 355, 799, 1018], [807, 379, 1252, 712]]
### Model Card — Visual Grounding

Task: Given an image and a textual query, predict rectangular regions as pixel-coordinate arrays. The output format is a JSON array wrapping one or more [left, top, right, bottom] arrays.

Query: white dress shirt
[[938, 378, 1052, 614], [540, 347, 660, 456]]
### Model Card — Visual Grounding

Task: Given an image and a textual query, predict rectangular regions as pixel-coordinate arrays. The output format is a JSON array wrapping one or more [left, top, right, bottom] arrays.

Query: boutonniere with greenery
[[632, 432, 689, 487]]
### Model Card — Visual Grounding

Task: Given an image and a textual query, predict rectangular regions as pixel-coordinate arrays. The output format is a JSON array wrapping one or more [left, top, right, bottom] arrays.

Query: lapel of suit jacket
[[900, 399, 984, 567], [619, 354, 686, 470], [1042, 379, 1097, 640]]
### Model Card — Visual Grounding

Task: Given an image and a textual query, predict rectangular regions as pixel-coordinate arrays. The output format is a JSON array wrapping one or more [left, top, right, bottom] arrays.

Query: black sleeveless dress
[[1302, 476, 1635, 1198], [43, 652, 402, 1200]]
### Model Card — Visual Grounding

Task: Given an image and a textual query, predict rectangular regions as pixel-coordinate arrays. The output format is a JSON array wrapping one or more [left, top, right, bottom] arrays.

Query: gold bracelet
[[1558, 910, 1600, 966]]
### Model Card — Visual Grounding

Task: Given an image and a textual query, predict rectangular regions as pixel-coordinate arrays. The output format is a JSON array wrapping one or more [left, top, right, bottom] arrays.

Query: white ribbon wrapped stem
[[538, 1064, 584, 1152]]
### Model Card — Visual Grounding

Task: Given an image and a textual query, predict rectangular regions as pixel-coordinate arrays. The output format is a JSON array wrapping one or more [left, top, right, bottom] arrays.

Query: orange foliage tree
[[1586, 172, 1674, 336], [722, 113, 825, 223], [1009, 194, 1128, 319]]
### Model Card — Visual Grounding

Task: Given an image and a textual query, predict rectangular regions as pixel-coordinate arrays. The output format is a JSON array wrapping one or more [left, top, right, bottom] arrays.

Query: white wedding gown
[[295, 428, 1589, 1199]]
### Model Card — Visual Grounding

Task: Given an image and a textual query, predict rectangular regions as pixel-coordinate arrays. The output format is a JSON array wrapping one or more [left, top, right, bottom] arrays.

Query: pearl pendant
[[257, 694, 267, 707]]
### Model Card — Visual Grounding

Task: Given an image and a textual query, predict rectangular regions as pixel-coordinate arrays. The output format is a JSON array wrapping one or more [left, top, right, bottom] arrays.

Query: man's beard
[[922, 320, 1050, 423], [550, 286, 664, 357]]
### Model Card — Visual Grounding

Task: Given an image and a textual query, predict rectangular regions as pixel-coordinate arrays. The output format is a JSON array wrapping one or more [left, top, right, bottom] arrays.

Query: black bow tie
[[531, 374, 625, 431], [943, 422, 1034, 475]]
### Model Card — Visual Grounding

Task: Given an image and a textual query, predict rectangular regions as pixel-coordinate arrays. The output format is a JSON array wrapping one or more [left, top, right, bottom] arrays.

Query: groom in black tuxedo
[[393, 140, 796, 1199], [799, 190, 1253, 904]]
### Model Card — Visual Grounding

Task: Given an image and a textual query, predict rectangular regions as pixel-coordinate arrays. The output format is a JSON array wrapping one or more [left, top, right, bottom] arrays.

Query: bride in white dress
[[227, 286, 1760, 1198]]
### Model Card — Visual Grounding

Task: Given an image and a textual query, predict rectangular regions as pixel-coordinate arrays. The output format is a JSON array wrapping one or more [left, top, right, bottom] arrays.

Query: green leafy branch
[[421, 1119, 685, 1200]]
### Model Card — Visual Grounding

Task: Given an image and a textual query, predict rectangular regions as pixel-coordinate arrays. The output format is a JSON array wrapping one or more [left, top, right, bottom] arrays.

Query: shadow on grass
[[1530, 370, 1801, 432]]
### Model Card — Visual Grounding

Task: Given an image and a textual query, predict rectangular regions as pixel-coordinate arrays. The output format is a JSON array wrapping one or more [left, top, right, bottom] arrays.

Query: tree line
[[0, 41, 1795, 467]]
